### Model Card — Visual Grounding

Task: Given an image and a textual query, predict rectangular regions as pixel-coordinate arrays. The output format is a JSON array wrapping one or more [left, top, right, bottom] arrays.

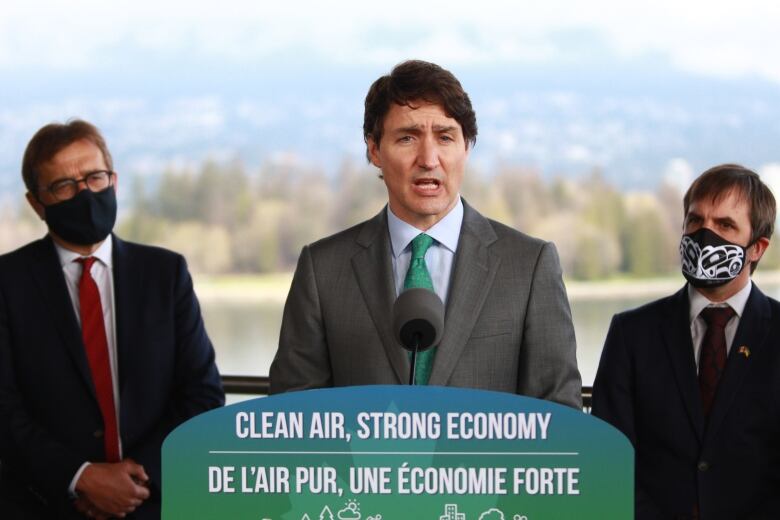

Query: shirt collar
[[688, 278, 752, 324], [54, 236, 114, 269], [387, 198, 463, 258]]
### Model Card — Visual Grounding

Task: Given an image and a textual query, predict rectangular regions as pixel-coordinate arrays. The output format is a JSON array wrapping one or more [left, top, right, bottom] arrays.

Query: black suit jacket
[[0, 235, 224, 518], [592, 284, 780, 519]]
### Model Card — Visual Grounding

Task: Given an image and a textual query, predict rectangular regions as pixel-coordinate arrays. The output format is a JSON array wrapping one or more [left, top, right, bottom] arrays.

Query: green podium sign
[[163, 386, 632, 519]]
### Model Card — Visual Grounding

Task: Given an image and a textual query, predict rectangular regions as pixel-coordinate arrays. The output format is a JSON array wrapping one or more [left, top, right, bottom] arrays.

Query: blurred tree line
[[3, 157, 780, 279], [116, 158, 389, 274]]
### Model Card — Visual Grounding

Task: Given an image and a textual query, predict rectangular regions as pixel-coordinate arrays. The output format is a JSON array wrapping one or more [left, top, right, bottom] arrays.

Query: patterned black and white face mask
[[680, 227, 748, 288]]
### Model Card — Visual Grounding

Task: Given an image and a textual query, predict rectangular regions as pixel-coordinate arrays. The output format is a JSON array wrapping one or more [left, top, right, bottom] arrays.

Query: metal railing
[[221, 375, 593, 412]]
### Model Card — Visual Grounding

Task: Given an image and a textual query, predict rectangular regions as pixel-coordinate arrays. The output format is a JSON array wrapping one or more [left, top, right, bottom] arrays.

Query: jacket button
[[697, 461, 709, 472], [93, 429, 104, 438]]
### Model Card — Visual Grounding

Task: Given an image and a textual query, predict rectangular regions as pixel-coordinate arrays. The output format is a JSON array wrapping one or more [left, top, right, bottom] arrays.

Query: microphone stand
[[408, 334, 420, 386]]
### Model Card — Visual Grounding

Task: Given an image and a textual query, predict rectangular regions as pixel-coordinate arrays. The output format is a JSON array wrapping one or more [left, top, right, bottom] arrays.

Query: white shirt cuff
[[69, 461, 91, 497]]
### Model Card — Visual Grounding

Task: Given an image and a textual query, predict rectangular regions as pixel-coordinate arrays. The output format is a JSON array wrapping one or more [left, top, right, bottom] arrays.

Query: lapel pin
[[738, 345, 750, 358]]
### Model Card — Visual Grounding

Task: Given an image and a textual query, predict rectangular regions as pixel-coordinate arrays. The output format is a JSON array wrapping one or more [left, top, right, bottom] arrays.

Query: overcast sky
[[3, 1, 780, 82], [3, 0, 780, 195]]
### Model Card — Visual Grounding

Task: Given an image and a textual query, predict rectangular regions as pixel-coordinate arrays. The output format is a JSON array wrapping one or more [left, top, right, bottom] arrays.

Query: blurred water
[[203, 283, 780, 386]]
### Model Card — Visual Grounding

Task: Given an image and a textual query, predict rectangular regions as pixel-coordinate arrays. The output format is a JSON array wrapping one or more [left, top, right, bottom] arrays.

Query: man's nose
[[417, 136, 439, 170], [700, 219, 718, 232]]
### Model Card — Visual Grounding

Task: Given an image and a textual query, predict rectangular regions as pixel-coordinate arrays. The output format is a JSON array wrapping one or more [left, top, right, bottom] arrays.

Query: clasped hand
[[74, 458, 150, 519]]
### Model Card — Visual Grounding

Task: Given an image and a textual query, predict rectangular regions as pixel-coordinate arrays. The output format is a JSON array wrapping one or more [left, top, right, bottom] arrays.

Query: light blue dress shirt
[[387, 198, 464, 305]]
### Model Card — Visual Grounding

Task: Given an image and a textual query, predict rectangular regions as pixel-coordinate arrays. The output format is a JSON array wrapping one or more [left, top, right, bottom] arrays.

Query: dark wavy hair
[[363, 60, 477, 161]]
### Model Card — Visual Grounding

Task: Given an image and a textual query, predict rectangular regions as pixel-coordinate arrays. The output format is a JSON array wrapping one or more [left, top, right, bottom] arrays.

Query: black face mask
[[43, 187, 117, 245], [680, 227, 749, 288]]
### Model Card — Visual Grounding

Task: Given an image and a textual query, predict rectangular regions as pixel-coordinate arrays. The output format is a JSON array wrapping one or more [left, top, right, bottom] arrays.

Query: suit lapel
[[705, 284, 771, 440], [29, 236, 96, 397], [351, 209, 408, 384], [428, 201, 500, 386], [662, 287, 705, 440], [112, 235, 137, 395]]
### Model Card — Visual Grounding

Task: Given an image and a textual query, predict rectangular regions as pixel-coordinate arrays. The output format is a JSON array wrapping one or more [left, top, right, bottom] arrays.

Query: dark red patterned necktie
[[698, 306, 735, 419], [77, 257, 120, 462]]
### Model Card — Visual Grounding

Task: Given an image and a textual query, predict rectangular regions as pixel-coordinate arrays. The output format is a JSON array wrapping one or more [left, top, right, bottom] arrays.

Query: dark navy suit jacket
[[0, 235, 224, 518], [593, 284, 780, 520]]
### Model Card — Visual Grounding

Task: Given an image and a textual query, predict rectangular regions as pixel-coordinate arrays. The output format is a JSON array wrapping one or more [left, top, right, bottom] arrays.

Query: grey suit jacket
[[270, 200, 581, 408]]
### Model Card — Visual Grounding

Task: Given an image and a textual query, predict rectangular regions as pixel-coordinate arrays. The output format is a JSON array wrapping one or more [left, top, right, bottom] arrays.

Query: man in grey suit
[[270, 60, 581, 408]]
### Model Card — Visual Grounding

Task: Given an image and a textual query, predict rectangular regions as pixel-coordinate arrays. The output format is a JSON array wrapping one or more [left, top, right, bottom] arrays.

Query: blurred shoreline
[[193, 270, 780, 304]]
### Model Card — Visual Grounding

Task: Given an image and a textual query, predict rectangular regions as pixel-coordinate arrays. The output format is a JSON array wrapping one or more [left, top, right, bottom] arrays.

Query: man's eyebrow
[[392, 125, 422, 134], [390, 124, 458, 133], [49, 168, 104, 181], [714, 216, 738, 226], [432, 125, 458, 132]]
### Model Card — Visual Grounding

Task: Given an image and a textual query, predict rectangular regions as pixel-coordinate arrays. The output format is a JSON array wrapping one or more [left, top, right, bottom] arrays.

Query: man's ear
[[749, 236, 770, 263], [367, 137, 381, 168], [25, 192, 45, 220]]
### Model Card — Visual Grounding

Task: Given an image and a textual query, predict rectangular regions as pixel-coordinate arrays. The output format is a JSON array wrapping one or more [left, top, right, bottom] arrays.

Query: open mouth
[[413, 178, 442, 191]]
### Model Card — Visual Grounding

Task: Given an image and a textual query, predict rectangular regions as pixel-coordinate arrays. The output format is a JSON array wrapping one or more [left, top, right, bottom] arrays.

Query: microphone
[[392, 288, 444, 385]]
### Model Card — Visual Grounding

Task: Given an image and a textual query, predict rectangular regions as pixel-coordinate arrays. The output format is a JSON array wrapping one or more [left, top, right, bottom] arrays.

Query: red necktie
[[698, 306, 735, 419], [77, 257, 120, 462]]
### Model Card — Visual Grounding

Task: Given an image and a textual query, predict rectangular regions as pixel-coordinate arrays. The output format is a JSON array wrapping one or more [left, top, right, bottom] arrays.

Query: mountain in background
[[2, 30, 780, 197]]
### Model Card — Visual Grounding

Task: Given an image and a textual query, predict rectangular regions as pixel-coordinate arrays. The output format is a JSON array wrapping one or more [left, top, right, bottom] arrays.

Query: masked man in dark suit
[[593, 164, 779, 519], [270, 60, 581, 408], [0, 120, 224, 519]]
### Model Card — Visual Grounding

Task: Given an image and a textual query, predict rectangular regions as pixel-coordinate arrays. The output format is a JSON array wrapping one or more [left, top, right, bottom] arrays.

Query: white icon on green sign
[[440, 503, 465, 520]]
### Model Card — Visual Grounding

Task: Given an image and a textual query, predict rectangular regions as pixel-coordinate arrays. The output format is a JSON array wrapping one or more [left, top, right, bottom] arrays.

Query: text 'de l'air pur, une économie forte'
[[163, 386, 633, 519]]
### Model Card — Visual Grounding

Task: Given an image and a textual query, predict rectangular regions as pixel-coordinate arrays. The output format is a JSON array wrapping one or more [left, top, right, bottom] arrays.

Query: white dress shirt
[[688, 279, 752, 371], [387, 198, 464, 305], [54, 238, 122, 491]]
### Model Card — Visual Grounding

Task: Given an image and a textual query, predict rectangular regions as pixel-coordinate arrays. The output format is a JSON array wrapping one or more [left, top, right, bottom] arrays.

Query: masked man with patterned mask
[[593, 164, 779, 519]]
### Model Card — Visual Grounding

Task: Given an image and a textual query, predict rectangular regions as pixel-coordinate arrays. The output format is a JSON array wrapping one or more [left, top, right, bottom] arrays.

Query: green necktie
[[403, 233, 436, 385]]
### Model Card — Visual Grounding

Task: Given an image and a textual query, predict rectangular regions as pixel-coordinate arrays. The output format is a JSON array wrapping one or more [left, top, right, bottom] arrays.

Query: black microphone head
[[392, 287, 444, 352]]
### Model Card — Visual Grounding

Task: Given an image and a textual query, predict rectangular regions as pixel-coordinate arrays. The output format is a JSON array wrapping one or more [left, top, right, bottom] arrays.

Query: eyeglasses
[[38, 170, 115, 202]]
